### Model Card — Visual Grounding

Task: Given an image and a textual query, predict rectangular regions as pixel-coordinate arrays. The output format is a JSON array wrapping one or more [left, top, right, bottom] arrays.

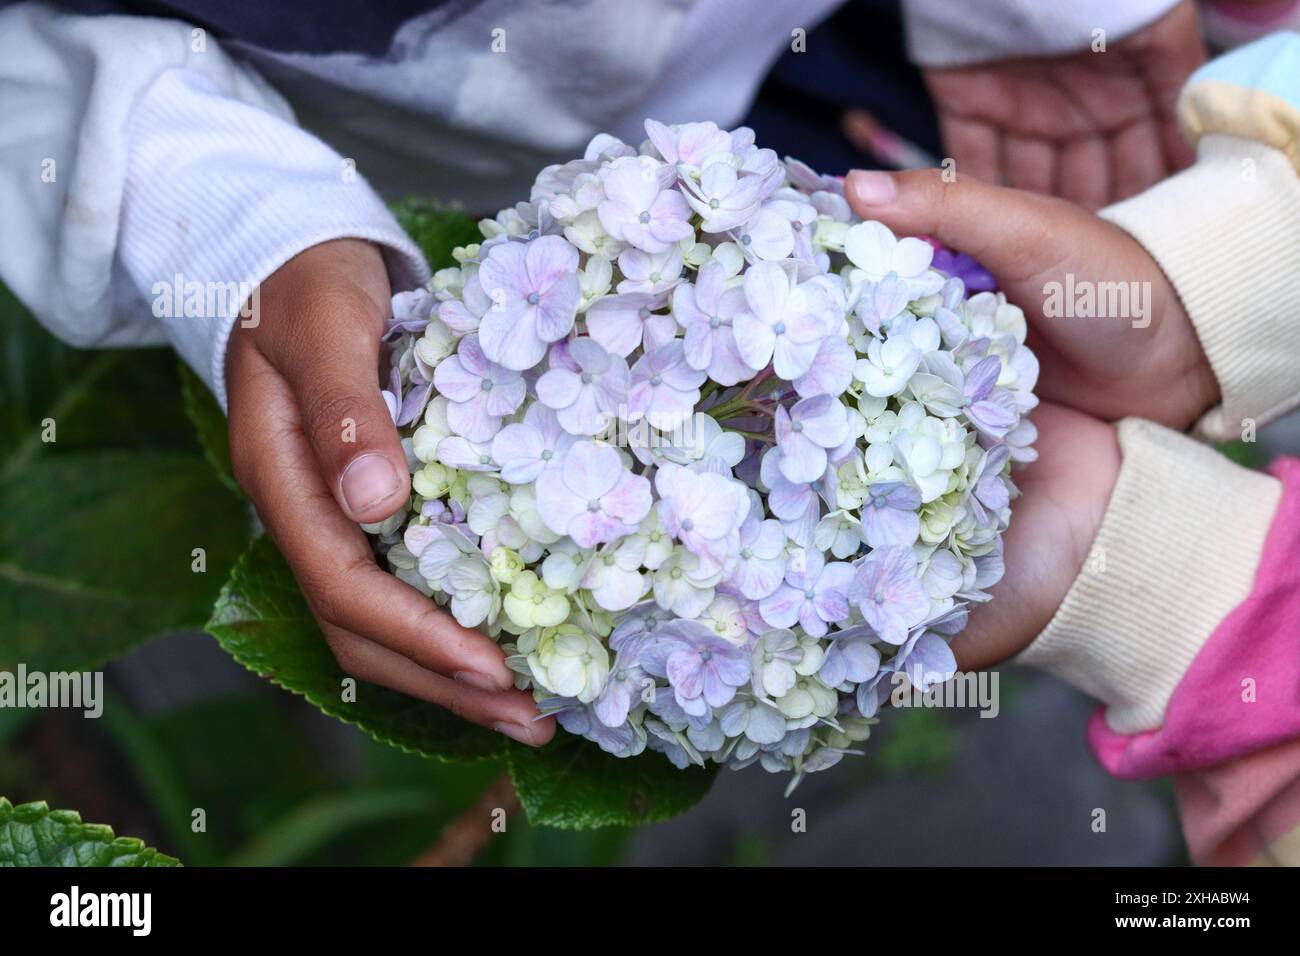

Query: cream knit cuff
[[1100, 135, 1300, 442], [1016, 419, 1281, 734]]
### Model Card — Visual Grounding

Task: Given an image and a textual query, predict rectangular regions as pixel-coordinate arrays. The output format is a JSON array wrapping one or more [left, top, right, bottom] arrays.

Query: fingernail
[[493, 721, 537, 746], [848, 170, 897, 206], [455, 670, 504, 692], [340, 453, 400, 514]]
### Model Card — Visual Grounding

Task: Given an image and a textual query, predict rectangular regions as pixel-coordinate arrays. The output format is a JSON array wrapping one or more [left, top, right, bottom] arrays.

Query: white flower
[[813, 509, 867, 559], [698, 594, 749, 645], [855, 335, 921, 398], [444, 556, 500, 628], [843, 220, 943, 299], [582, 537, 648, 611], [503, 571, 570, 632], [528, 625, 610, 703], [891, 402, 967, 503], [652, 547, 722, 618]]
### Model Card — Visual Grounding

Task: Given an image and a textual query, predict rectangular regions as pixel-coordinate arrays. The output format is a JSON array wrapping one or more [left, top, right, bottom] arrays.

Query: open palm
[[923, 0, 1204, 208]]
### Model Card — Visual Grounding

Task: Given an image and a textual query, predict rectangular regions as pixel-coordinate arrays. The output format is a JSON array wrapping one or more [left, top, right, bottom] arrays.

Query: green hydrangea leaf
[[178, 360, 240, 497], [0, 451, 250, 672], [507, 734, 718, 830], [206, 535, 503, 762], [1, 295, 250, 671], [0, 798, 180, 867], [390, 199, 482, 268]]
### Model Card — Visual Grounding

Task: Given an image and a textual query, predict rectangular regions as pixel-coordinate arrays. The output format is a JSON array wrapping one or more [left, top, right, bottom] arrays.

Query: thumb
[[845, 168, 1085, 288], [261, 245, 411, 524]]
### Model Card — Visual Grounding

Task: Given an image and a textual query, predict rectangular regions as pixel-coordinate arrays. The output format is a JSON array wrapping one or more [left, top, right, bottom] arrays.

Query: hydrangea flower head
[[373, 121, 1038, 782]]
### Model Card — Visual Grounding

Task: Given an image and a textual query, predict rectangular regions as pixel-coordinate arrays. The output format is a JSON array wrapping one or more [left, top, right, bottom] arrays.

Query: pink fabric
[[1174, 738, 1300, 865], [1089, 457, 1300, 780]]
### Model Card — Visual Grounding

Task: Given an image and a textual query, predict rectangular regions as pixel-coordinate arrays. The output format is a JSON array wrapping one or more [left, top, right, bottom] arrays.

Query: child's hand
[[225, 239, 553, 747], [950, 402, 1119, 671], [921, 0, 1203, 208], [846, 167, 1220, 429]]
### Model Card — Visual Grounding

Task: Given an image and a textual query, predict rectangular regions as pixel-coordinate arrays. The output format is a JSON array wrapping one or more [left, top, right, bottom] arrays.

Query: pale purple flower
[[654, 463, 749, 576], [432, 335, 525, 442], [477, 235, 581, 370], [420, 497, 467, 526], [732, 262, 832, 379], [593, 651, 650, 728], [609, 600, 676, 659], [759, 447, 824, 547], [765, 195, 818, 261], [850, 545, 930, 645], [644, 119, 732, 172], [963, 354, 1017, 438], [597, 156, 693, 253], [615, 246, 684, 296], [641, 619, 750, 716], [818, 634, 881, 687], [671, 261, 750, 386], [585, 291, 674, 358], [860, 480, 922, 548], [785, 156, 842, 194], [534, 439, 651, 547], [438, 272, 491, 334], [725, 509, 788, 600], [759, 549, 854, 638], [718, 695, 787, 745], [967, 443, 1011, 526], [380, 367, 403, 424], [683, 162, 764, 233], [556, 700, 644, 756], [489, 404, 573, 484], [386, 288, 434, 339], [436, 436, 497, 472], [853, 274, 911, 335], [733, 206, 794, 261], [931, 248, 996, 293], [793, 332, 855, 399], [774, 394, 850, 483], [627, 341, 707, 430], [536, 337, 629, 436], [891, 629, 958, 694]]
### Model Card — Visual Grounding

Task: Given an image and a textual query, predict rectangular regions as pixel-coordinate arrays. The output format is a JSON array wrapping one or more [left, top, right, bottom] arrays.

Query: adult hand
[[225, 238, 553, 747], [846, 167, 1220, 428], [920, 0, 1204, 208]]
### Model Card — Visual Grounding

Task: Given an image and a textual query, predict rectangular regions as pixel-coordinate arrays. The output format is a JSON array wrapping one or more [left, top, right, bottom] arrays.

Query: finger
[[1140, 0, 1204, 173], [322, 624, 554, 746], [1109, 119, 1167, 203], [1056, 136, 1111, 210], [1001, 134, 1056, 196], [227, 342, 516, 691], [258, 243, 410, 524], [844, 167, 1086, 287]]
